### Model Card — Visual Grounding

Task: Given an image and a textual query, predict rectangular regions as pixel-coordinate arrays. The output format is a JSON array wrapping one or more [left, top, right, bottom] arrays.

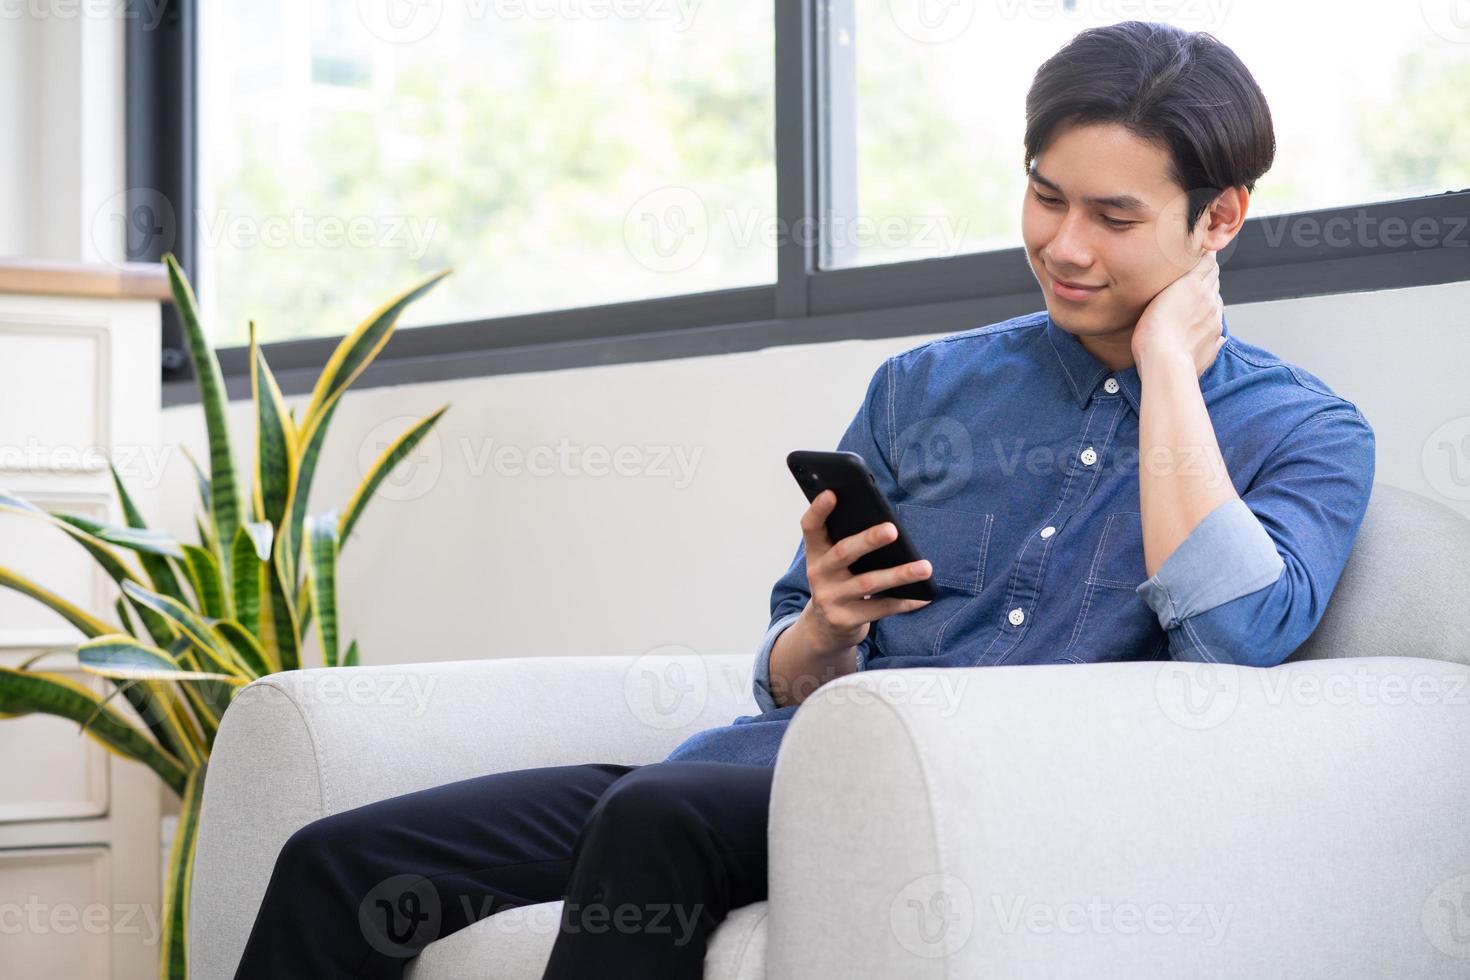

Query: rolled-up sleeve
[[1134, 408, 1376, 667], [751, 358, 897, 710]]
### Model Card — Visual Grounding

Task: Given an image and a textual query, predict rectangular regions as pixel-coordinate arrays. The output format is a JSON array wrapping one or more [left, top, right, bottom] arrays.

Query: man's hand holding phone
[[795, 488, 933, 657]]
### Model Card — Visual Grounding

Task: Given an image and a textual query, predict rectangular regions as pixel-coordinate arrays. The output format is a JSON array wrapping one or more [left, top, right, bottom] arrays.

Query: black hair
[[1023, 20, 1275, 232]]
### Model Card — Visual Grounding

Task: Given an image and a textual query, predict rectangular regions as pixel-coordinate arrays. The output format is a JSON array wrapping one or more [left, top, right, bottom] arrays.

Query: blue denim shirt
[[664, 309, 1376, 766]]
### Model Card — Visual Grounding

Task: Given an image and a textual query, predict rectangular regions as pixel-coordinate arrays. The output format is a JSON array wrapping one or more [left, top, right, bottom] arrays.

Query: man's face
[[1021, 119, 1207, 342]]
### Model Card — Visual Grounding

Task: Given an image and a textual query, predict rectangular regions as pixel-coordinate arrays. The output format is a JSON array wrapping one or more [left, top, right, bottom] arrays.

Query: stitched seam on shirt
[[900, 503, 988, 593], [931, 515, 990, 655], [1045, 320, 1088, 405], [1225, 344, 1351, 401], [883, 357, 897, 465], [1042, 405, 1126, 658], [1068, 511, 1119, 650], [1250, 408, 1369, 492], [896, 311, 1045, 362], [1182, 617, 1217, 662], [1066, 580, 1095, 651], [974, 513, 993, 593], [982, 402, 1098, 661]]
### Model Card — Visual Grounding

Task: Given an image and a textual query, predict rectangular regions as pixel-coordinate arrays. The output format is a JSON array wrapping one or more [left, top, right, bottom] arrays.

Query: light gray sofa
[[190, 483, 1470, 978]]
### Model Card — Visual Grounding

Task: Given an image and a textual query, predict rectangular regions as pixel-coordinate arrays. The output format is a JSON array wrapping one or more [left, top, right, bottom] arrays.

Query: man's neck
[[1076, 329, 1136, 374]]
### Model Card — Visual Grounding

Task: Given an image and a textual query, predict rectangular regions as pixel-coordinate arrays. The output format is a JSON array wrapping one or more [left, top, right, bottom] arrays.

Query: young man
[[231, 20, 1374, 980]]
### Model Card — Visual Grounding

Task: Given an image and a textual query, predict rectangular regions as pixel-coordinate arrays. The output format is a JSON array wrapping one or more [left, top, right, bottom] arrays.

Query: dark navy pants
[[231, 760, 774, 979]]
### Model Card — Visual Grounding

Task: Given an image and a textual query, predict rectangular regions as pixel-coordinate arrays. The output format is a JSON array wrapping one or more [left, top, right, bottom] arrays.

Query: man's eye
[[1102, 217, 1136, 229], [1034, 191, 1061, 206]]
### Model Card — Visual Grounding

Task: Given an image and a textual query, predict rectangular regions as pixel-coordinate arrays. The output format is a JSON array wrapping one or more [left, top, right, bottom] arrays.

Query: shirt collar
[[1044, 310, 1231, 414]]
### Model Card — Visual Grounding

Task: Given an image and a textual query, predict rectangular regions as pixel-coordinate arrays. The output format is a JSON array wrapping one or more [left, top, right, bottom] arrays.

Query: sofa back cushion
[[1289, 483, 1470, 665]]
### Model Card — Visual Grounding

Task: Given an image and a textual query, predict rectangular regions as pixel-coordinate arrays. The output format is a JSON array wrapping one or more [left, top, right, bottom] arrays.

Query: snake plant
[[0, 253, 451, 979]]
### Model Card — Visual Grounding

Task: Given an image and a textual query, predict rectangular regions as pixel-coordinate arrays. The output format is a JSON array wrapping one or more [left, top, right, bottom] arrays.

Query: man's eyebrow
[[1027, 166, 1152, 213]]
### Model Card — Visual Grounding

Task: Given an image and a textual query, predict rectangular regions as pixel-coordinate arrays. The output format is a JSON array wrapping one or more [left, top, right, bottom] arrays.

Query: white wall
[[154, 278, 1470, 670], [0, 10, 125, 263]]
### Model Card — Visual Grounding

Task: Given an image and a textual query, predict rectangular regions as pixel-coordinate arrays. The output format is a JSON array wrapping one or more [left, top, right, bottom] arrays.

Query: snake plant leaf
[[179, 443, 213, 523], [300, 268, 451, 434], [250, 320, 297, 530], [78, 636, 245, 684], [116, 676, 203, 773], [282, 396, 339, 594], [343, 639, 360, 667], [165, 636, 225, 748], [296, 579, 314, 641], [338, 405, 448, 548], [94, 526, 186, 560], [229, 525, 268, 638], [180, 544, 227, 620], [260, 549, 301, 672], [305, 513, 340, 668], [160, 763, 206, 980], [0, 667, 187, 795], [114, 596, 137, 637], [212, 619, 273, 678], [194, 513, 217, 563], [120, 581, 247, 681], [242, 520, 273, 561], [6, 506, 180, 647], [0, 564, 113, 638], [107, 462, 192, 609], [164, 253, 241, 590], [285, 268, 449, 580], [0, 494, 140, 587]]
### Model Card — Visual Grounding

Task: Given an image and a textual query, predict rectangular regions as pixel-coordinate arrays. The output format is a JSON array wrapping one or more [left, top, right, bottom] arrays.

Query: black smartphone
[[786, 450, 937, 601]]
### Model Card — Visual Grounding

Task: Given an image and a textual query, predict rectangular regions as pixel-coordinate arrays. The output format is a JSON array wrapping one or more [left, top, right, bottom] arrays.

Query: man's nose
[[1046, 212, 1097, 271]]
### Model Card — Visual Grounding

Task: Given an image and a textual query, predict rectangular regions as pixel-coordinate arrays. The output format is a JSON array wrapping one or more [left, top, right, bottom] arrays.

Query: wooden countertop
[[0, 258, 171, 301]]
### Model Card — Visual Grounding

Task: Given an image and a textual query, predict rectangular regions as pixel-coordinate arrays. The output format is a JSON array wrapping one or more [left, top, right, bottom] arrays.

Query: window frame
[[141, 0, 1470, 406]]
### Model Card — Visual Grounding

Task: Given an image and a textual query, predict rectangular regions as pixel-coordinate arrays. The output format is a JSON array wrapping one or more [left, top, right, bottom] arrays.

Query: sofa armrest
[[767, 657, 1470, 979], [191, 652, 757, 980]]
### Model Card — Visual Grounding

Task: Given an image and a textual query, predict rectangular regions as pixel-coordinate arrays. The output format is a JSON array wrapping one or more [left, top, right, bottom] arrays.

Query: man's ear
[[1196, 186, 1249, 252]]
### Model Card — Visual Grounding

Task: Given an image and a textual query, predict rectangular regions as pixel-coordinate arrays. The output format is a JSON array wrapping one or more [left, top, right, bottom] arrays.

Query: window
[[829, 0, 1470, 268], [138, 2, 1467, 397], [196, 0, 774, 346]]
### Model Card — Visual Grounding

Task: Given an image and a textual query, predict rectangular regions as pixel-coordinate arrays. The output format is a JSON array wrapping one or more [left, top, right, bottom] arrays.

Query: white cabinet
[[0, 260, 169, 980]]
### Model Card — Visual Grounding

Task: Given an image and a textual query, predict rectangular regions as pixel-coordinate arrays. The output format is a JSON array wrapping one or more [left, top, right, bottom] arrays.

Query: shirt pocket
[[894, 502, 994, 596], [1066, 511, 1159, 656], [1085, 511, 1148, 588]]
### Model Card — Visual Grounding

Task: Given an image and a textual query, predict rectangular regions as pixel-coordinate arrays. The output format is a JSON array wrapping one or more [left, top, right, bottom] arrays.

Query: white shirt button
[[1103, 377, 1120, 394], [1008, 607, 1026, 626], [1080, 447, 1098, 466], [1040, 525, 1056, 539]]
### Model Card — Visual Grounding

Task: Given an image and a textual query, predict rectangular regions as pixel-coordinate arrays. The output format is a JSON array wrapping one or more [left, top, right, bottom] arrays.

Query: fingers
[[844, 558, 932, 603], [852, 595, 933, 621], [799, 489, 837, 559], [819, 518, 900, 578]]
